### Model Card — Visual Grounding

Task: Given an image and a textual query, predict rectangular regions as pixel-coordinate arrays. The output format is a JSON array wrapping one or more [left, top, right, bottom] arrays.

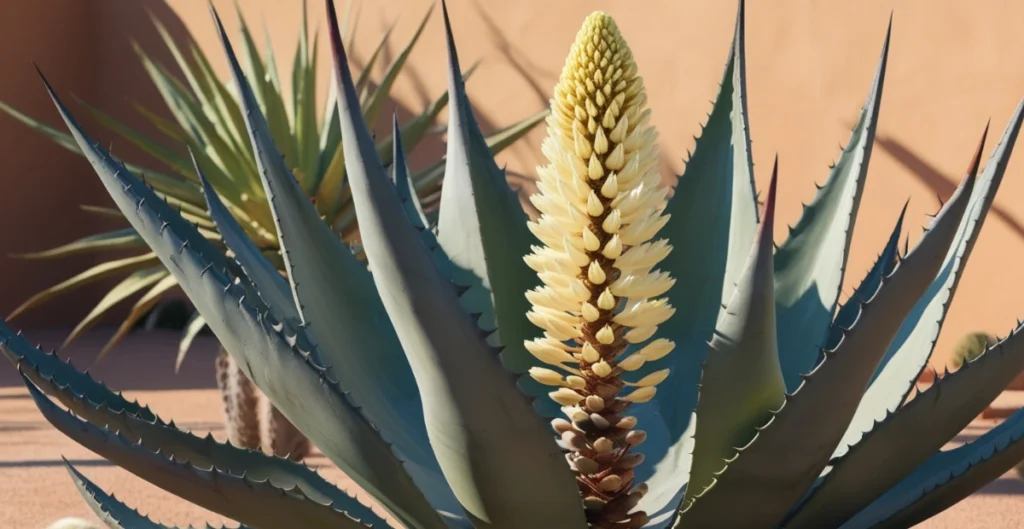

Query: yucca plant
[[1, 0, 545, 459], [7, 1, 1024, 528]]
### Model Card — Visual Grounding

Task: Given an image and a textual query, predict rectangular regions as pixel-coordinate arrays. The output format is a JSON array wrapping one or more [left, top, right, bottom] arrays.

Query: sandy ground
[[1, 329, 1022, 528]]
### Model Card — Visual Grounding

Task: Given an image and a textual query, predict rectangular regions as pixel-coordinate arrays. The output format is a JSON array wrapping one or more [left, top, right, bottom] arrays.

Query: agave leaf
[[678, 140, 976, 528], [0, 319, 157, 422], [68, 459, 252, 529], [824, 203, 906, 351], [653, 0, 758, 442], [786, 320, 1024, 528], [842, 403, 1024, 529], [362, 3, 434, 126], [41, 68, 446, 529], [434, 6, 541, 376], [686, 163, 786, 503], [12, 228, 143, 259], [62, 267, 169, 349], [19, 358, 387, 528], [94, 273, 181, 365], [175, 312, 206, 372], [23, 380, 373, 529], [7, 253, 159, 320], [390, 117, 432, 231], [835, 101, 1024, 459], [196, 154, 298, 325], [213, 0, 441, 464], [329, 3, 585, 526], [773, 21, 890, 390], [65, 460, 179, 529]]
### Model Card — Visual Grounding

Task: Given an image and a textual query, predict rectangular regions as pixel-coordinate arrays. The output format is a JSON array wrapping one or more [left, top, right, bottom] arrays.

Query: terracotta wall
[[2, 0, 1022, 369]]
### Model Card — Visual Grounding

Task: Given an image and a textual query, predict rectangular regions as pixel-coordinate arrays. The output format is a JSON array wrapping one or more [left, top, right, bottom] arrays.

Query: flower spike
[[524, 11, 674, 528]]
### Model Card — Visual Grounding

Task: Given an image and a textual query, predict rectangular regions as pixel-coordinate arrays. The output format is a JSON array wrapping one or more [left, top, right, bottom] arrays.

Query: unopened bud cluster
[[524, 11, 676, 528]]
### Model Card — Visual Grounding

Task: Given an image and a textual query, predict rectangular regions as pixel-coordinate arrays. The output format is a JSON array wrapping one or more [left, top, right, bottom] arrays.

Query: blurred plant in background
[[951, 331, 993, 369], [0, 0, 546, 459]]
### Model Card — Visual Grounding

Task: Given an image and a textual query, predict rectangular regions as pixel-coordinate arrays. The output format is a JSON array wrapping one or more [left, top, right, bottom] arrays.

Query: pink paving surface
[[1, 329, 1022, 528]]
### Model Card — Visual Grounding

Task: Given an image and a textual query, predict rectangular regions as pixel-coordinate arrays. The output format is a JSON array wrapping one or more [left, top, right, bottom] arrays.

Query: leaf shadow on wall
[[872, 132, 1024, 241]]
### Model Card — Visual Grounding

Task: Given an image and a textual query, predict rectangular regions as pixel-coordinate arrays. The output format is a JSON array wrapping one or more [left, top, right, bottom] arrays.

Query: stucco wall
[[2, 0, 1023, 369]]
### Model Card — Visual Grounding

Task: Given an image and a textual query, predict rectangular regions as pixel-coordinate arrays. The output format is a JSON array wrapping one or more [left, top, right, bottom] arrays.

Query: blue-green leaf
[[208, 9, 452, 516], [65, 460, 179, 529], [786, 315, 1024, 528], [24, 380, 372, 529], [841, 400, 1024, 529], [835, 101, 1024, 460], [38, 67, 443, 529], [195, 153, 298, 325], [679, 135, 975, 528], [328, 2, 586, 526], [773, 20, 890, 390], [654, 0, 759, 441], [685, 162, 785, 505], [433, 0, 547, 421]]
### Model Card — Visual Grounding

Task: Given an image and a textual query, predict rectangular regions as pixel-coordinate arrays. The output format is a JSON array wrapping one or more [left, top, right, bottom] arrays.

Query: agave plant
[[7, 0, 1024, 528], [1, 0, 545, 459]]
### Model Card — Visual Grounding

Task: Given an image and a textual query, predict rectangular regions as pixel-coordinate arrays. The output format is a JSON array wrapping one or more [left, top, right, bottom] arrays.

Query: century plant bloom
[[524, 13, 675, 526]]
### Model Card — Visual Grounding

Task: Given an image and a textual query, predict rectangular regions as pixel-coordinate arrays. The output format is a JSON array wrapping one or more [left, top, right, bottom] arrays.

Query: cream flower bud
[[588, 261, 607, 284], [530, 367, 565, 386], [551, 388, 586, 406], [623, 387, 656, 403]]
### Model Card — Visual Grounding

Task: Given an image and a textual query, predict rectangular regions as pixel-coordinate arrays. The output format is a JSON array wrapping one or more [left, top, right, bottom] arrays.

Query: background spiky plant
[[7, 1, 1024, 528], [951, 331, 993, 369], [0, 0, 545, 460]]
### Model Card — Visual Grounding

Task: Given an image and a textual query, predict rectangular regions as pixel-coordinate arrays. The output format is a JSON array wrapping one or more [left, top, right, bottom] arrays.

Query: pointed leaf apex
[[761, 156, 779, 229], [965, 121, 991, 179]]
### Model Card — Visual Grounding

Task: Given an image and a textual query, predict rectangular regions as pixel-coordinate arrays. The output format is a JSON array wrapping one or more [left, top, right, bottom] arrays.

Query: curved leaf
[[686, 162, 785, 503], [328, 2, 586, 526], [195, 154, 298, 325], [773, 20, 890, 390], [836, 101, 1024, 459], [842, 402, 1024, 529], [209, 7, 449, 510], [433, 0, 540, 383], [678, 140, 976, 528], [12, 228, 143, 259], [24, 380, 374, 529], [65, 460, 179, 529], [7, 253, 159, 320], [62, 267, 168, 349], [0, 319, 157, 422], [175, 312, 207, 372], [786, 317, 1024, 528], [654, 0, 759, 441], [40, 69, 444, 529], [94, 273, 181, 365], [20, 357, 388, 528]]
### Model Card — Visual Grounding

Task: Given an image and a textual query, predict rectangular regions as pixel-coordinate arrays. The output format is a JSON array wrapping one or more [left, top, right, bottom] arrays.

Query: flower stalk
[[524, 11, 676, 528]]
